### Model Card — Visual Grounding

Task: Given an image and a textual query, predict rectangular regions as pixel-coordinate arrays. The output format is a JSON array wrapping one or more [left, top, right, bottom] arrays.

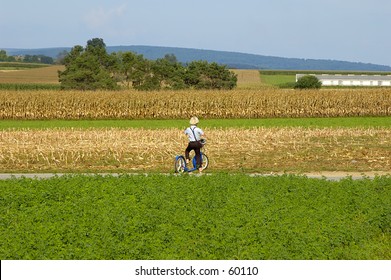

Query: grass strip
[[1, 116, 391, 130]]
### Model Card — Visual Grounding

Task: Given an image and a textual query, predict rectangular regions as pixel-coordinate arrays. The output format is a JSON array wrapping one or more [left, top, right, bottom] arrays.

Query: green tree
[[87, 38, 106, 50], [22, 54, 53, 64], [163, 53, 178, 64], [133, 59, 160, 91], [0, 50, 7, 61], [56, 50, 69, 65], [6, 56, 16, 62], [57, 38, 238, 91], [184, 61, 237, 89], [23, 55, 38, 63], [113, 51, 154, 89], [295, 75, 322, 89], [152, 56, 186, 90], [39, 55, 54, 64], [58, 39, 118, 90]]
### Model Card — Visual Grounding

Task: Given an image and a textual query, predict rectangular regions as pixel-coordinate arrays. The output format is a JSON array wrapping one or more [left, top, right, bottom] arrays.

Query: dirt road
[[0, 171, 389, 181]]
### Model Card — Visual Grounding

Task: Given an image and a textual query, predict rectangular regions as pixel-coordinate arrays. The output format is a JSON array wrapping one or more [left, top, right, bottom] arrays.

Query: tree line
[[0, 50, 54, 64], [58, 38, 237, 91]]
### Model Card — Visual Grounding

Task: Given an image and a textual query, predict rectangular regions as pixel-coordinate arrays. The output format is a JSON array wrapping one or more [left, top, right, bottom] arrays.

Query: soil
[[0, 171, 390, 181]]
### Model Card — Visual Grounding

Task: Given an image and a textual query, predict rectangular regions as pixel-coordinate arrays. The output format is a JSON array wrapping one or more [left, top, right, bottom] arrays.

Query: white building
[[296, 74, 391, 86]]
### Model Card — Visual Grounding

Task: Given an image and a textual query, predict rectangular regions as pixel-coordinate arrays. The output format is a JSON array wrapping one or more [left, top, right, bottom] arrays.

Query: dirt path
[[0, 171, 389, 181]]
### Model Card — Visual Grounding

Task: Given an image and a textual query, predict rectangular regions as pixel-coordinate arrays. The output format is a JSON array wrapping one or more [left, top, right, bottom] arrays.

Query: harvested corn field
[[1, 88, 391, 119], [1, 127, 390, 173]]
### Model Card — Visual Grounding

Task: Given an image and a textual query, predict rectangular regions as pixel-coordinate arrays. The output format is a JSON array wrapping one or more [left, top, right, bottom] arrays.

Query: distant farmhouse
[[296, 74, 391, 87]]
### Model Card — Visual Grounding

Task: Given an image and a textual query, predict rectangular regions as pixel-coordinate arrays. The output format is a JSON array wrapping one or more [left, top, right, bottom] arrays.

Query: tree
[[56, 50, 69, 65], [23, 55, 37, 63], [39, 55, 54, 64], [87, 38, 106, 50], [58, 39, 118, 90], [163, 53, 178, 64], [294, 75, 322, 89], [0, 50, 7, 61], [22, 54, 53, 64], [152, 56, 186, 90], [184, 61, 237, 89], [113, 51, 155, 89], [0, 50, 17, 62], [58, 38, 238, 91]]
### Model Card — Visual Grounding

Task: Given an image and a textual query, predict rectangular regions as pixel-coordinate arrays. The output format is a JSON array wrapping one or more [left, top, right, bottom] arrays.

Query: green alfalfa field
[[1, 174, 390, 260]]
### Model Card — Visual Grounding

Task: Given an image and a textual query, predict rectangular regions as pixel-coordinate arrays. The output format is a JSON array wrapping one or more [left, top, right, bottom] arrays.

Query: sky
[[1, 0, 391, 66]]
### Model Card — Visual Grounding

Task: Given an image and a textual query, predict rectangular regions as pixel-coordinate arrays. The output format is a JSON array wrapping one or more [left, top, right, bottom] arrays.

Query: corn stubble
[[0, 88, 390, 119], [0, 127, 390, 172]]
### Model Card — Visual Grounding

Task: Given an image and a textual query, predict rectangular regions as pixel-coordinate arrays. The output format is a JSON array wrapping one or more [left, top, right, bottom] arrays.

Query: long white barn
[[296, 74, 391, 86]]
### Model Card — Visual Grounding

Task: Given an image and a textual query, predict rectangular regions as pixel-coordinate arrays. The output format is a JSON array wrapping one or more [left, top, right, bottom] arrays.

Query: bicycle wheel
[[174, 155, 186, 173], [201, 154, 209, 170]]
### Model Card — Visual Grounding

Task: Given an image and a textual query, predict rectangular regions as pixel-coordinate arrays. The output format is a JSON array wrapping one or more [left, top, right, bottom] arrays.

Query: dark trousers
[[185, 141, 203, 168]]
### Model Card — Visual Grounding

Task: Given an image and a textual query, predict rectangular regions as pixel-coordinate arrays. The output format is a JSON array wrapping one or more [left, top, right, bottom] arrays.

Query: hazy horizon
[[1, 0, 390, 66]]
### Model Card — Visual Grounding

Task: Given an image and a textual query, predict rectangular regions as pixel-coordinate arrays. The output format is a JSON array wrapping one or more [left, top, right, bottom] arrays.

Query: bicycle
[[174, 139, 209, 173]]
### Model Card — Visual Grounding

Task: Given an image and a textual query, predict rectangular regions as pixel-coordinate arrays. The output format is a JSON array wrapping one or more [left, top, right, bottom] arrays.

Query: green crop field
[[258, 70, 391, 88], [0, 62, 50, 70], [1, 174, 390, 260], [0, 116, 391, 130], [259, 74, 295, 87]]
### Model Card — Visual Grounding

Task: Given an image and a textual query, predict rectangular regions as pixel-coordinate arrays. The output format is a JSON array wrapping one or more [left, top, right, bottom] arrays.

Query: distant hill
[[4, 45, 391, 71]]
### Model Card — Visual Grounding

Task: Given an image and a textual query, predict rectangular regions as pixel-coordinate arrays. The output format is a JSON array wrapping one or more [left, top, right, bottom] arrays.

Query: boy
[[184, 116, 206, 172]]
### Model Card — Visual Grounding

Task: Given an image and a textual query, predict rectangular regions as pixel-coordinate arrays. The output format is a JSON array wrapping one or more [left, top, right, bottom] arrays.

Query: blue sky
[[1, 0, 391, 66]]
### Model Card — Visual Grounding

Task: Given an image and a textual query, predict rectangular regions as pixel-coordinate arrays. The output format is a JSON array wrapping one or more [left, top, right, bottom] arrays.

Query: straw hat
[[189, 116, 199, 125]]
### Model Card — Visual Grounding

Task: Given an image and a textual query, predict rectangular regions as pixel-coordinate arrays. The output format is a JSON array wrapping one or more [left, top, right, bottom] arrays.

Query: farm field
[[231, 69, 264, 88], [0, 65, 63, 84], [1, 174, 390, 259], [0, 72, 390, 173], [260, 74, 295, 87], [2, 65, 390, 89], [1, 127, 391, 173], [0, 62, 51, 70], [258, 70, 391, 87], [1, 67, 391, 260], [1, 88, 391, 119]]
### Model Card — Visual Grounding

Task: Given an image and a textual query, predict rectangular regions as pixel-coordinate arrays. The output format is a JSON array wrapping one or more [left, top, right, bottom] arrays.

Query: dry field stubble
[[0, 127, 390, 173], [231, 69, 264, 88], [0, 65, 64, 84], [1, 88, 391, 119]]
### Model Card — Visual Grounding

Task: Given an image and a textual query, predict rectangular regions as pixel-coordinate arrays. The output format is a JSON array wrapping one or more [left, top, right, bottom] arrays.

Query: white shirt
[[184, 125, 204, 142]]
